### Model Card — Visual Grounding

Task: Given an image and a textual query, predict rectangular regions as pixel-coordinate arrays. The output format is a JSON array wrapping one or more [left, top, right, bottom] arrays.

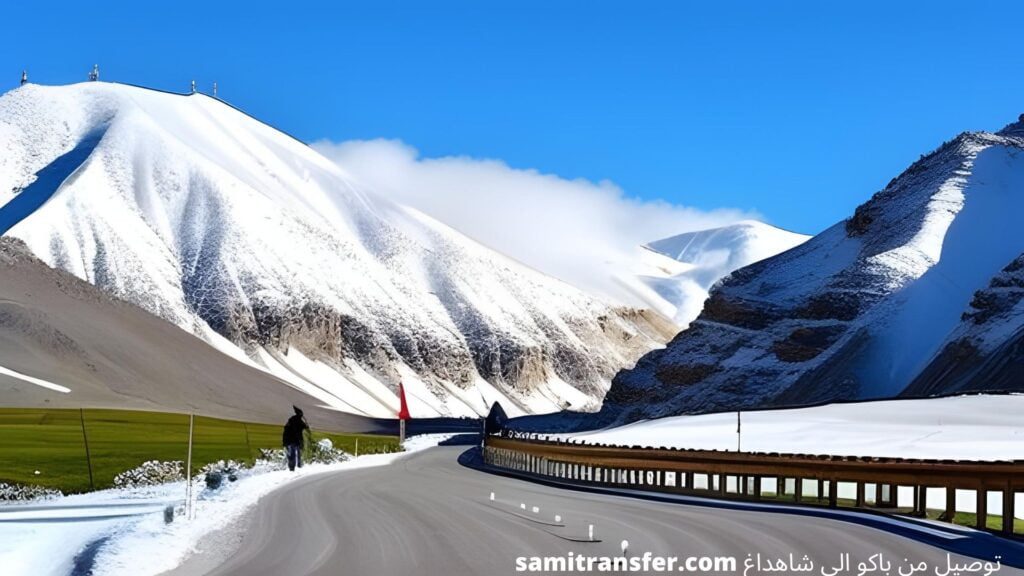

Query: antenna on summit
[[212, 82, 217, 98], [89, 64, 99, 81], [190, 79, 196, 94], [20, 70, 27, 86]]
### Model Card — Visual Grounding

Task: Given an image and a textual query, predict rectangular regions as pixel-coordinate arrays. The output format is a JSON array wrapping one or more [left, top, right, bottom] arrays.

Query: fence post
[[242, 422, 252, 460], [185, 414, 194, 520], [79, 409, 95, 491]]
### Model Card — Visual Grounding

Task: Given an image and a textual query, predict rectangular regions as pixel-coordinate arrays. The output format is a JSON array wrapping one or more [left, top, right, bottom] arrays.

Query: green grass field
[[0, 408, 399, 493], [948, 510, 1024, 533]]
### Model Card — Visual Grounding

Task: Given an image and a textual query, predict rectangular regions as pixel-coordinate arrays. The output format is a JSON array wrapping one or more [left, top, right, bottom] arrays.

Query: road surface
[[170, 447, 1019, 575]]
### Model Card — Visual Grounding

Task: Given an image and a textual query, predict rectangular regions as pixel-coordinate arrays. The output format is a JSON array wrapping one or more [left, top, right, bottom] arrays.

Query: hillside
[[0, 237, 380, 430]]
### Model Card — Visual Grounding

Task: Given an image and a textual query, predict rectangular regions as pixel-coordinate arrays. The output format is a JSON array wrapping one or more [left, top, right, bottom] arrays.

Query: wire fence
[[0, 408, 399, 493]]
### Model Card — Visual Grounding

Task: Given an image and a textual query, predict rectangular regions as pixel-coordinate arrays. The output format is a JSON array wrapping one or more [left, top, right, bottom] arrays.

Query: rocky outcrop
[[903, 253, 1024, 397], [601, 119, 1024, 422]]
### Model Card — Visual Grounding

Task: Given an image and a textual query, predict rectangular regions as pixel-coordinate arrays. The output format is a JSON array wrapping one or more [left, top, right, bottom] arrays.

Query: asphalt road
[[176, 447, 1020, 576]]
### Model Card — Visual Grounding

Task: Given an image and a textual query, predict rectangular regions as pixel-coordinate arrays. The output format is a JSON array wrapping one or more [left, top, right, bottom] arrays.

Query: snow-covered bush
[[255, 440, 350, 469], [0, 482, 63, 502], [201, 460, 245, 490], [307, 438, 350, 464], [255, 448, 287, 472], [112, 460, 184, 489]]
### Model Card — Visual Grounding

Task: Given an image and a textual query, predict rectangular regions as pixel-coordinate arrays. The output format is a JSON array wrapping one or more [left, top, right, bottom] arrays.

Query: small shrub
[[0, 482, 63, 502], [255, 448, 287, 472], [201, 460, 245, 490], [112, 460, 184, 489], [307, 438, 350, 465]]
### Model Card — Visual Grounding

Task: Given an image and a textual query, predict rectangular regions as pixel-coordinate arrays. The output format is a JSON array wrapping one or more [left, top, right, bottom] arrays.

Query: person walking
[[282, 406, 310, 472]]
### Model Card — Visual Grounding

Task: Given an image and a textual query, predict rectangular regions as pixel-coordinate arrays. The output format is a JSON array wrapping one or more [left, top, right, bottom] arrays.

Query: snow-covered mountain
[[0, 82, 675, 419], [602, 114, 1024, 423], [637, 221, 809, 324]]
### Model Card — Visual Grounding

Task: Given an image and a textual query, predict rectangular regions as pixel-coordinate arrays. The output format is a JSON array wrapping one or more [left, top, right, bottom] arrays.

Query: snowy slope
[[559, 394, 1024, 461], [0, 82, 674, 418], [602, 115, 1024, 422], [640, 221, 808, 324]]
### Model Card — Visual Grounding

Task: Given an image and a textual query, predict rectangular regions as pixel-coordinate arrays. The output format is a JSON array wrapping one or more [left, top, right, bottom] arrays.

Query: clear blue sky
[[5, 1, 1023, 234]]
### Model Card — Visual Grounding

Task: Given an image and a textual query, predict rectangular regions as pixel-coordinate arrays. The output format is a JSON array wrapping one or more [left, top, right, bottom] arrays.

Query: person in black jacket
[[282, 406, 310, 471]]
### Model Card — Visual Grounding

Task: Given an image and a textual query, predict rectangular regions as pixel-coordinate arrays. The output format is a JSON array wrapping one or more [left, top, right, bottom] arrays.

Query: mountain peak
[[998, 113, 1024, 137], [646, 220, 807, 264], [634, 221, 809, 325]]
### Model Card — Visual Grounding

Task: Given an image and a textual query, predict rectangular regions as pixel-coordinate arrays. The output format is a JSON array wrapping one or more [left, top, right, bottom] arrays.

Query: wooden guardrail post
[[977, 489, 988, 530], [944, 487, 956, 521], [887, 483, 898, 508], [914, 485, 927, 517]]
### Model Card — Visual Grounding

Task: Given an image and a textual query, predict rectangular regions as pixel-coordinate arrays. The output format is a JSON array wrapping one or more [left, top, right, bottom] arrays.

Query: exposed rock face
[[0, 236, 382, 430], [602, 119, 1024, 423], [903, 253, 1024, 396]]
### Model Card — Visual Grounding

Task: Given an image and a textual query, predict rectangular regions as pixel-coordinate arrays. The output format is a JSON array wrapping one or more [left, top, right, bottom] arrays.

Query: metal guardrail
[[483, 435, 1024, 537]]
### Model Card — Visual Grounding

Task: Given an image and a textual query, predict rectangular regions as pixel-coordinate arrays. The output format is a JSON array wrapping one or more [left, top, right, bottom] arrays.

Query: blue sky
[[5, 1, 1023, 234]]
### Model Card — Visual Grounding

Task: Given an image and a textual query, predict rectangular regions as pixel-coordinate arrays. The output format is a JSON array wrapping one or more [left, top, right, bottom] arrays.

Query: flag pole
[[398, 382, 410, 447]]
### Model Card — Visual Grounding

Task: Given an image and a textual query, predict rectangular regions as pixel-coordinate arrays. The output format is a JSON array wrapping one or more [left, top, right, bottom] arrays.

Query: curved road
[[173, 447, 1020, 576]]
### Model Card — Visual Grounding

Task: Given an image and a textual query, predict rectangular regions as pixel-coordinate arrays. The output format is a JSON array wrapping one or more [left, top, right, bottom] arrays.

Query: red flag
[[398, 382, 410, 421]]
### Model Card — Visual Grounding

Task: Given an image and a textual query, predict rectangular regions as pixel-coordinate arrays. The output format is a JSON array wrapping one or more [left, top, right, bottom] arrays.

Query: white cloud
[[312, 138, 756, 308]]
